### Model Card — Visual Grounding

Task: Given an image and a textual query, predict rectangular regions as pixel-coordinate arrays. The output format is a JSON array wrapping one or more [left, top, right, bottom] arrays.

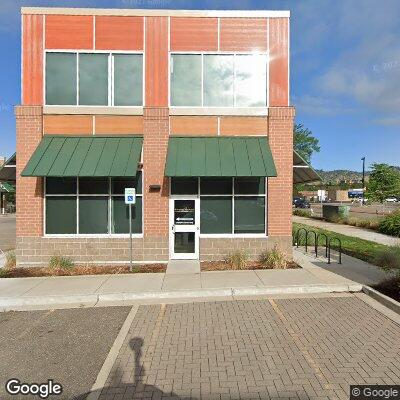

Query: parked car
[[385, 196, 398, 203], [293, 197, 310, 208]]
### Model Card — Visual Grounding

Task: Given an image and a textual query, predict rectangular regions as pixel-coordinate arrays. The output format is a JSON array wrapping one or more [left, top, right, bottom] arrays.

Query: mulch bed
[[1, 264, 167, 278], [201, 261, 300, 271], [373, 278, 400, 302]]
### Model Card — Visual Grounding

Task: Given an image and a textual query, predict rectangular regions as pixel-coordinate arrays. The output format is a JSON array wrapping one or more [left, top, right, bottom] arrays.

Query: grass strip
[[293, 222, 389, 265]]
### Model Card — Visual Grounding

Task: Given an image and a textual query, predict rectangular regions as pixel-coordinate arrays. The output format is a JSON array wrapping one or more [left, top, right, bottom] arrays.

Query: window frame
[[169, 52, 269, 109], [44, 174, 144, 238], [44, 50, 145, 108], [170, 177, 268, 238]]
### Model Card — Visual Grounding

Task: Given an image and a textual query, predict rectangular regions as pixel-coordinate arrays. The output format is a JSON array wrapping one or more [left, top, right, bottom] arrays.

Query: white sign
[[124, 188, 136, 205]]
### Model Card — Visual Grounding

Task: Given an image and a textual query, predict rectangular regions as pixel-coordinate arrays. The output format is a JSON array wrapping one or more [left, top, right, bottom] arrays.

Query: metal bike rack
[[295, 228, 308, 250], [306, 230, 318, 257], [316, 233, 328, 258], [328, 237, 342, 264]]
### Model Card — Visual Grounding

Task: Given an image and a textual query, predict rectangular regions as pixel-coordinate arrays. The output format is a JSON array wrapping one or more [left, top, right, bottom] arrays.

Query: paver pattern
[[99, 297, 400, 400]]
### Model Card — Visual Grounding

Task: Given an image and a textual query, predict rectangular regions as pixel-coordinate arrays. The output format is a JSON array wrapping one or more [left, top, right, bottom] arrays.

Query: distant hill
[[316, 169, 368, 184], [316, 166, 400, 184]]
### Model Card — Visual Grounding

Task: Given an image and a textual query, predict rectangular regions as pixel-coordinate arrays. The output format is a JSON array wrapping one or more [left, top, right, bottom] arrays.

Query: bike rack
[[316, 233, 328, 258], [306, 230, 318, 257], [328, 237, 342, 264], [295, 228, 308, 250]]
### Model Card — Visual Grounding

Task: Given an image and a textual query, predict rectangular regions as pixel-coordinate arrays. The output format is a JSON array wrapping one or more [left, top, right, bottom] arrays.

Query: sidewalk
[[293, 215, 400, 246], [0, 249, 363, 311]]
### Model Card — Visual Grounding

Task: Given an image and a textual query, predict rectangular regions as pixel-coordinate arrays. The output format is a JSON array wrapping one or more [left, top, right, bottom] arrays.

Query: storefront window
[[170, 177, 266, 235], [170, 54, 267, 107], [45, 52, 144, 106], [45, 173, 143, 235]]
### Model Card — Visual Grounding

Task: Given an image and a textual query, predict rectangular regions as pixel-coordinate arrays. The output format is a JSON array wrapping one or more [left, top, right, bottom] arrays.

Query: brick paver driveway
[[98, 296, 400, 400]]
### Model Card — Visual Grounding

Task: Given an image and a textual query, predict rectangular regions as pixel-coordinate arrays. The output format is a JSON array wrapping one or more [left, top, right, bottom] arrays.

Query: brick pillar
[[15, 106, 43, 238], [267, 107, 295, 252], [142, 107, 169, 261]]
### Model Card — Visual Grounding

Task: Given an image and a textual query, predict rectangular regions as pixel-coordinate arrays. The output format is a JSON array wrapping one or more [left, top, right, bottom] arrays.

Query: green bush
[[226, 251, 248, 270], [49, 255, 74, 270], [259, 246, 287, 269], [373, 246, 400, 274], [293, 209, 312, 218], [378, 211, 400, 237]]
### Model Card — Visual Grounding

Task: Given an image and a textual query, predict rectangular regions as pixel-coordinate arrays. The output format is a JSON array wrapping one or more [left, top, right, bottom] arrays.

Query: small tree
[[365, 163, 400, 203], [293, 123, 320, 163]]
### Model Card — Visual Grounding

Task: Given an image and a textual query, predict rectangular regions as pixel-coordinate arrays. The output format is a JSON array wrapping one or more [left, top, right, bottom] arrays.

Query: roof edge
[[21, 7, 290, 18]]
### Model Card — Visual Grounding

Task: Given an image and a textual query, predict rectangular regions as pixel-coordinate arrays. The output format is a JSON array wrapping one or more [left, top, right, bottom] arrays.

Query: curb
[[362, 285, 400, 315], [0, 283, 363, 311]]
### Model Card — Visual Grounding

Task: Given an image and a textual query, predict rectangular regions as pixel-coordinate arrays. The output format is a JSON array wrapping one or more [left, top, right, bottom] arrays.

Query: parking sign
[[124, 188, 136, 204]]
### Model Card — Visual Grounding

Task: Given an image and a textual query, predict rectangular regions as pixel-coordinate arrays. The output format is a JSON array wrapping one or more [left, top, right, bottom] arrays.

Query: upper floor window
[[170, 54, 267, 108], [45, 52, 143, 106]]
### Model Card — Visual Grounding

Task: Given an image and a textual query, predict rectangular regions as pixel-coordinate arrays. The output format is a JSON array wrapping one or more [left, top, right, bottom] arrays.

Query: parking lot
[[0, 295, 399, 400], [0, 214, 15, 252], [96, 295, 399, 400]]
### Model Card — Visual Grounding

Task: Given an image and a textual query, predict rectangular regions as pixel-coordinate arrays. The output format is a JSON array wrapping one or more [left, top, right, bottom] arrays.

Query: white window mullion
[[109, 53, 113, 106], [201, 54, 204, 107], [76, 53, 79, 105], [233, 54, 236, 107]]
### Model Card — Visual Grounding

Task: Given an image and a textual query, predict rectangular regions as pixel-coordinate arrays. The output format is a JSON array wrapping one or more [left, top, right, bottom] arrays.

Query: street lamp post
[[361, 157, 365, 205]]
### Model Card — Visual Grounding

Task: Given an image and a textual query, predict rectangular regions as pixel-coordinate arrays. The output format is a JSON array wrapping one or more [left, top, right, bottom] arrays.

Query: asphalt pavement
[[0, 214, 16, 252], [0, 306, 131, 400]]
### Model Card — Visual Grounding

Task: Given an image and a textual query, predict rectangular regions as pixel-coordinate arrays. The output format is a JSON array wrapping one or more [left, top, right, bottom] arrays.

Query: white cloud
[[287, 0, 400, 125], [292, 94, 353, 116]]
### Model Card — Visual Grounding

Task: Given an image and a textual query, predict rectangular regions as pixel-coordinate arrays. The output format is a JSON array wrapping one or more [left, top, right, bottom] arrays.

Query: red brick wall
[[267, 107, 295, 238], [143, 107, 169, 237], [15, 106, 44, 237]]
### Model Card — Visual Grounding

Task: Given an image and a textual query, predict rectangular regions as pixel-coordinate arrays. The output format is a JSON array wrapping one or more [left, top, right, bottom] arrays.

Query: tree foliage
[[366, 163, 400, 203], [293, 123, 320, 163]]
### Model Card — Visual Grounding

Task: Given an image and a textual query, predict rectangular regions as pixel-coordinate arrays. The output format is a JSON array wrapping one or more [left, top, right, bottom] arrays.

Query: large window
[[170, 54, 267, 108], [171, 177, 266, 235], [46, 52, 143, 106], [45, 173, 143, 235]]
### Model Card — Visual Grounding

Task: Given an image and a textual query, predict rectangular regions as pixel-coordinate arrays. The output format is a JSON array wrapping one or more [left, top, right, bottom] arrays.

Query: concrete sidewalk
[[0, 249, 363, 311], [293, 215, 400, 246]]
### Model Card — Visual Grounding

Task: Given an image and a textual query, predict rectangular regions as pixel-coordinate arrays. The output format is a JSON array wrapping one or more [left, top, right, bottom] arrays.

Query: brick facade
[[267, 107, 295, 242], [16, 237, 169, 266], [15, 106, 44, 238], [200, 237, 292, 261], [17, 8, 294, 266]]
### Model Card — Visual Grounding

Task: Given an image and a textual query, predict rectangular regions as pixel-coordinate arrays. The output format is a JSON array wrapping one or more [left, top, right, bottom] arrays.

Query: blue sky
[[1, 0, 399, 171]]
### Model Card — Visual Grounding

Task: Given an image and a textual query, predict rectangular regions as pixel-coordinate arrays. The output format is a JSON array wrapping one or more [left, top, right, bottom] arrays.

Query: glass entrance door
[[169, 198, 199, 259]]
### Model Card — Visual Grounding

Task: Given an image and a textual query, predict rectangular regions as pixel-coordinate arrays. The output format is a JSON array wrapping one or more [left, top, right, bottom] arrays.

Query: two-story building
[[17, 7, 294, 266]]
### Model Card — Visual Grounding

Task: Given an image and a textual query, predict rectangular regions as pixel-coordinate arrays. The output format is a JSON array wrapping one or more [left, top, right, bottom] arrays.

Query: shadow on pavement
[[75, 337, 189, 400]]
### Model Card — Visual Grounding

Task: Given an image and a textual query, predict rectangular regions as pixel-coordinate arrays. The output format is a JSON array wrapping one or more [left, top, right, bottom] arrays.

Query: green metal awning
[[21, 135, 143, 177], [0, 182, 15, 193], [0, 153, 16, 182], [293, 151, 321, 184], [165, 136, 277, 177]]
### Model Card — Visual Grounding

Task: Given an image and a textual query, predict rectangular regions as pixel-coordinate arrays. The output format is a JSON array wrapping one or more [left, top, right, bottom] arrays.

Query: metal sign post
[[124, 188, 136, 271]]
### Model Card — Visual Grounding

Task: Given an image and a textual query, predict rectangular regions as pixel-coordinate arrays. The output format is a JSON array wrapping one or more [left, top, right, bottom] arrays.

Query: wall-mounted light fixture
[[149, 184, 161, 192]]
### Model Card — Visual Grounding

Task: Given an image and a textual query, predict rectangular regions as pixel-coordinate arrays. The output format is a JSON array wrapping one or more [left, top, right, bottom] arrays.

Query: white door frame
[[169, 196, 200, 260]]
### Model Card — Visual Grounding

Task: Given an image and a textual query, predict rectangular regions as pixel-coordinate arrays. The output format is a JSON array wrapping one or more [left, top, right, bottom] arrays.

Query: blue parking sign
[[124, 188, 136, 204]]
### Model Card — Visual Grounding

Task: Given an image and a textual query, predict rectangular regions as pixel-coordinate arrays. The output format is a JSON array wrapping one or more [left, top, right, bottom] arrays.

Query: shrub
[[378, 211, 400, 237], [5, 251, 16, 269], [293, 209, 312, 218], [259, 246, 287, 269], [49, 255, 74, 270], [373, 246, 400, 274], [226, 251, 248, 270]]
